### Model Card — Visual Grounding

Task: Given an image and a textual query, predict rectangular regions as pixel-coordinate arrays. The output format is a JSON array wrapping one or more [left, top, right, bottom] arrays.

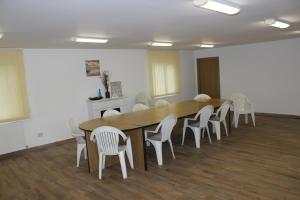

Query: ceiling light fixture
[[150, 42, 173, 47], [265, 19, 290, 29], [200, 44, 215, 48], [0, 33, 3, 39], [193, 0, 240, 15], [73, 37, 108, 43]]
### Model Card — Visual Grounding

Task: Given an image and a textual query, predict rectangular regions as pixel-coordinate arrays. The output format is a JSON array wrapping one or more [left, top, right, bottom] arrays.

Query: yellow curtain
[[148, 50, 181, 98], [0, 50, 30, 123]]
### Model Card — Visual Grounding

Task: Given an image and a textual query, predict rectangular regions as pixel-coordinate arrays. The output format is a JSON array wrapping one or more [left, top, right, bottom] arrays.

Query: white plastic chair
[[132, 103, 150, 112], [230, 93, 255, 128], [144, 114, 177, 166], [90, 126, 134, 179], [154, 99, 170, 107], [68, 118, 87, 167], [194, 94, 211, 102], [102, 109, 121, 118], [182, 105, 214, 148], [209, 101, 230, 140], [136, 92, 150, 106]]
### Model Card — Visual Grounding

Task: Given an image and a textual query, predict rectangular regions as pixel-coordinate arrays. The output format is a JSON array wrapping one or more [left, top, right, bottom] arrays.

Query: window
[[0, 50, 30, 123], [148, 50, 181, 98]]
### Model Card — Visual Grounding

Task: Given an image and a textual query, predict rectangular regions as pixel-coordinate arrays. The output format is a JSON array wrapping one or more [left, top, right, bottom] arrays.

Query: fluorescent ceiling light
[[200, 44, 215, 48], [0, 33, 3, 39], [193, 0, 240, 15], [73, 37, 108, 43], [150, 42, 173, 47], [265, 19, 290, 29]]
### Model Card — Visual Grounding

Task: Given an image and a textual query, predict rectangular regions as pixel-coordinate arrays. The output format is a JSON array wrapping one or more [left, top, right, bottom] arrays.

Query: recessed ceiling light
[[150, 42, 173, 47], [0, 33, 3, 39], [200, 44, 215, 48], [265, 19, 290, 29], [193, 0, 240, 15], [73, 37, 108, 43]]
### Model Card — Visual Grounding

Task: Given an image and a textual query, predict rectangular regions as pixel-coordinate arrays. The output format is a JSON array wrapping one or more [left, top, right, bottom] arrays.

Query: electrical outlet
[[37, 132, 44, 137]]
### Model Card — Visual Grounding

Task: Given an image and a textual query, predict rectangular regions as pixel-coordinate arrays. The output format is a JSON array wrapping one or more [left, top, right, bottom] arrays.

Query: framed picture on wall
[[85, 60, 100, 76], [110, 81, 123, 98]]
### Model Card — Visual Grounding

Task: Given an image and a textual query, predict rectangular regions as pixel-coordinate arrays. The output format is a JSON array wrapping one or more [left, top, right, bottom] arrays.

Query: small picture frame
[[85, 60, 100, 76], [110, 81, 123, 98]]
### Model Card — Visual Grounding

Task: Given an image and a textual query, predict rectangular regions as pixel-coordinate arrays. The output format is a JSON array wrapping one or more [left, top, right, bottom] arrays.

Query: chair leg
[[214, 122, 221, 140], [168, 139, 176, 159], [98, 153, 103, 179], [152, 141, 163, 165], [118, 151, 128, 179], [126, 137, 134, 169], [206, 126, 212, 144], [102, 155, 106, 169], [182, 121, 187, 145], [235, 113, 240, 128], [192, 128, 201, 148], [76, 144, 84, 167], [222, 120, 228, 136], [84, 146, 87, 160], [245, 114, 249, 124], [251, 111, 255, 127]]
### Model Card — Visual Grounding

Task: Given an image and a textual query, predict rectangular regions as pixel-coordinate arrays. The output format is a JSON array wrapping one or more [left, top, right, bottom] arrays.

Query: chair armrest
[[144, 130, 157, 134]]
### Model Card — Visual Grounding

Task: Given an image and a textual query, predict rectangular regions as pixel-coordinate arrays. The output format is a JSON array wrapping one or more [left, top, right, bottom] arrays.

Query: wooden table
[[79, 99, 229, 177]]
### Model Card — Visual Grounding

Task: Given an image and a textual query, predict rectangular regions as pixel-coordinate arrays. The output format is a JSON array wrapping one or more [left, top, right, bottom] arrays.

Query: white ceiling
[[0, 0, 300, 49]]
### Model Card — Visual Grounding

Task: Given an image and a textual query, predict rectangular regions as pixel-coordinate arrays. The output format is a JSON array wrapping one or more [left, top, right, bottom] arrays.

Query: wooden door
[[197, 57, 220, 98]]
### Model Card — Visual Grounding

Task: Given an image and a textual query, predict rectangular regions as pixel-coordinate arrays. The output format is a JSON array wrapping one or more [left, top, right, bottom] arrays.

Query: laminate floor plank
[[0, 116, 299, 200]]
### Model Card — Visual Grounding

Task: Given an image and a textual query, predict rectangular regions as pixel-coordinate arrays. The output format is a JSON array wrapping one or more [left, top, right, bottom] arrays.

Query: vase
[[105, 91, 110, 98]]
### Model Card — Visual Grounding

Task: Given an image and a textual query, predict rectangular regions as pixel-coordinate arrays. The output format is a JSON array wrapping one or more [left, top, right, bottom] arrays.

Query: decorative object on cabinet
[[85, 60, 100, 76], [102, 70, 110, 98], [111, 81, 123, 98]]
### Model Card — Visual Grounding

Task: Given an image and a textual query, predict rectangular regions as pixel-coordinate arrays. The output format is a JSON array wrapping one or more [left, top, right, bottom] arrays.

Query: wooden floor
[[0, 116, 300, 200]]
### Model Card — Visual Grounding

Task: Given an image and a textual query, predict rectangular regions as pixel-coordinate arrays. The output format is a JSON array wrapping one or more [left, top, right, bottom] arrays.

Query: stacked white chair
[[209, 101, 230, 140], [230, 93, 255, 128], [68, 118, 87, 167], [102, 109, 121, 118], [194, 94, 212, 102], [144, 114, 177, 166], [154, 99, 170, 107], [90, 126, 134, 179], [132, 103, 150, 112], [182, 105, 214, 148]]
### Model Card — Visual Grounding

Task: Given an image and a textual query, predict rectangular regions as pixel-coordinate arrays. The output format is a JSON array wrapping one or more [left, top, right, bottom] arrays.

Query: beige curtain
[[0, 50, 30, 123], [148, 50, 181, 98]]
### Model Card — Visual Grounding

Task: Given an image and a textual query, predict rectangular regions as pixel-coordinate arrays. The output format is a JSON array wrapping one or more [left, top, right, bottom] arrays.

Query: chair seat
[[209, 115, 220, 121], [190, 121, 200, 127], [147, 133, 162, 141], [118, 145, 126, 152]]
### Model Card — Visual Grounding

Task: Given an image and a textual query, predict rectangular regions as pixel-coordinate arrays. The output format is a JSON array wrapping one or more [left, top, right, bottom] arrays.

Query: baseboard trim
[[0, 138, 74, 161], [256, 112, 300, 119]]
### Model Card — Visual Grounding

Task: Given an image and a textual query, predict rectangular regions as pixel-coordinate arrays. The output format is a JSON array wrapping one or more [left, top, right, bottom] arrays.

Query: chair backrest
[[68, 118, 85, 143], [102, 109, 121, 118], [196, 105, 214, 128], [132, 103, 150, 112], [154, 99, 170, 107], [230, 93, 250, 111], [158, 114, 177, 141], [90, 126, 127, 155], [194, 94, 211, 102], [136, 92, 149, 106], [216, 101, 230, 121]]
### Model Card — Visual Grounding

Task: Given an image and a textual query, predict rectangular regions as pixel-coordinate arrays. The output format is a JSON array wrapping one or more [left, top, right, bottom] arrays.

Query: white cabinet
[[87, 97, 128, 119]]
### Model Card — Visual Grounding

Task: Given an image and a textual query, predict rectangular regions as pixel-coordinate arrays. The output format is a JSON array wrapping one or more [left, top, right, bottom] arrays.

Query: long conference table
[[79, 99, 230, 177]]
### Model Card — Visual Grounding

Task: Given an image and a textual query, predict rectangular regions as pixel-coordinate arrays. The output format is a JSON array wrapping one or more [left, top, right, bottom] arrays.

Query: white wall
[[194, 38, 300, 115], [0, 121, 27, 154], [0, 49, 196, 154]]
